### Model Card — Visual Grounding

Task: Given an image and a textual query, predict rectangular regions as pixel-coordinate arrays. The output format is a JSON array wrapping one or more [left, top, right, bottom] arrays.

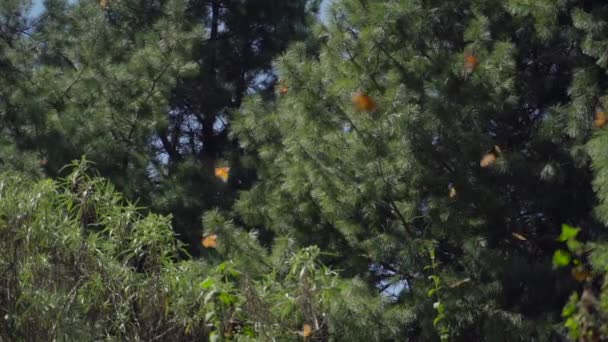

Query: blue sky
[[320, 0, 332, 23], [31, 0, 44, 17]]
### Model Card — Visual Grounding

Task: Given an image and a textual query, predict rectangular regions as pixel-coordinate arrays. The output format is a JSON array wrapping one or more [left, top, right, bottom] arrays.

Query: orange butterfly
[[448, 187, 457, 199], [480, 153, 496, 168], [201, 234, 217, 248], [301, 323, 313, 338], [279, 85, 289, 95], [214, 166, 230, 182], [595, 111, 607, 129], [480, 145, 501, 168], [464, 53, 479, 78], [352, 92, 376, 112]]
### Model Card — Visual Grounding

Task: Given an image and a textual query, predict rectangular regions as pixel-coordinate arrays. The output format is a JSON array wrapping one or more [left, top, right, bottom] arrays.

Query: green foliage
[[232, 0, 608, 340], [0, 160, 187, 340], [557, 240, 608, 341], [426, 247, 449, 341], [0, 160, 405, 341], [553, 224, 584, 268], [8, 0, 608, 340], [0, 0, 318, 255], [553, 250, 572, 268]]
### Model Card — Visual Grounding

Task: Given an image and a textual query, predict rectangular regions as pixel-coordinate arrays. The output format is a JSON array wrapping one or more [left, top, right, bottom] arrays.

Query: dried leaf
[[448, 278, 471, 288], [511, 232, 527, 241], [571, 268, 591, 282]]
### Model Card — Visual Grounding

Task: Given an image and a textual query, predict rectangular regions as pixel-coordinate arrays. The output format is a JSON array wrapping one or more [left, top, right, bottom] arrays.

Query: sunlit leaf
[[200, 277, 215, 290], [558, 224, 580, 242], [553, 249, 571, 268]]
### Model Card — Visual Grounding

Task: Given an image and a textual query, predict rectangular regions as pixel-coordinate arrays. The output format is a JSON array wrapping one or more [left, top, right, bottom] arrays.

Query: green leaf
[[218, 292, 237, 305], [209, 332, 220, 342], [243, 326, 256, 337], [566, 239, 583, 253], [553, 249, 572, 268], [558, 224, 580, 242], [561, 293, 579, 318], [200, 277, 215, 290], [564, 317, 580, 339], [204, 290, 216, 304], [428, 275, 441, 286], [433, 314, 444, 327]]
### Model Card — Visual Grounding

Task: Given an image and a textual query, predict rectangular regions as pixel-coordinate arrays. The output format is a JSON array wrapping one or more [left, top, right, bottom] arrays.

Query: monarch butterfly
[[448, 187, 457, 199], [201, 234, 217, 248], [352, 92, 376, 112], [480, 145, 501, 168], [302, 323, 313, 337], [279, 85, 289, 95], [595, 111, 607, 129], [214, 166, 230, 182], [480, 153, 496, 168], [464, 53, 479, 79]]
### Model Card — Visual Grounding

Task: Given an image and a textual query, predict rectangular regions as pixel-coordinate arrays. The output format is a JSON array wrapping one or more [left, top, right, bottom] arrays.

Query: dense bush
[[0, 161, 407, 340]]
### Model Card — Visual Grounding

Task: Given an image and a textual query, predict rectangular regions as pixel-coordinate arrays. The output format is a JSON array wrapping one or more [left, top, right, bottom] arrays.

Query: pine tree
[[0, 0, 46, 175], [151, 0, 320, 253], [0, 0, 318, 253], [232, 0, 608, 339]]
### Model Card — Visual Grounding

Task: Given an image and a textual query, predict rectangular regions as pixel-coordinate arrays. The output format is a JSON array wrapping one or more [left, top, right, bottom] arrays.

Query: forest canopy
[[2, 0, 608, 340]]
